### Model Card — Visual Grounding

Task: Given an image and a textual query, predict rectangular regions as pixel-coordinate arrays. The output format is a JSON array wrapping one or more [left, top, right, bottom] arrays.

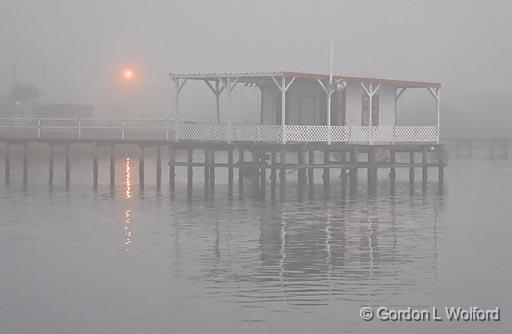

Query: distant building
[[32, 104, 94, 119]]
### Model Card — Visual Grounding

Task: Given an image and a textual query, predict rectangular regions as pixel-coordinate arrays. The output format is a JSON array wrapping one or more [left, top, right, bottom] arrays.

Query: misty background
[[1, 0, 511, 137]]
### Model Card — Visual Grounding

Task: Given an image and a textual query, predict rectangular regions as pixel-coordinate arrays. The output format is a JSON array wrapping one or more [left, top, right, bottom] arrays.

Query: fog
[[1, 0, 511, 135]]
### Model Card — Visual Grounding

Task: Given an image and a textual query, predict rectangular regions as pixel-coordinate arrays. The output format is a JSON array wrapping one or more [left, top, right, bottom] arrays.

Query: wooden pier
[[1, 138, 445, 199]]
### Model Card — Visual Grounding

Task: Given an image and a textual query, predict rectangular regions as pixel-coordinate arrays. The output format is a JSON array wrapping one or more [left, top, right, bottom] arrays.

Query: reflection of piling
[[204, 149, 210, 199], [297, 146, 305, 201], [323, 150, 330, 200], [209, 150, 215, 199], [340, 150, 347, 199], [308, 149, 314, 199]]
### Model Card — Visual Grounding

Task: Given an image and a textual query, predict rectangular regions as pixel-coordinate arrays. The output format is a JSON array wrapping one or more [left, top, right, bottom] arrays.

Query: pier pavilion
[[0, 71, 445, 199]]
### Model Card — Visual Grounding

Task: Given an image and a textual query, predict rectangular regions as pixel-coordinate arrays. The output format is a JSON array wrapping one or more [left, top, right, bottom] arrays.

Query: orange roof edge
[[282, 71, 441, 88]]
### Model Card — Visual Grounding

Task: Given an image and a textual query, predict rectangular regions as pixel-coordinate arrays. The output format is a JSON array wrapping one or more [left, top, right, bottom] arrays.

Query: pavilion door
[[362, 94, 379, 126]]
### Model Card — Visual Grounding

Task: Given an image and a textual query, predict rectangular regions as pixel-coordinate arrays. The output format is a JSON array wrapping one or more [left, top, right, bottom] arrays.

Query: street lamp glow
[[123, 69, 134, 81]]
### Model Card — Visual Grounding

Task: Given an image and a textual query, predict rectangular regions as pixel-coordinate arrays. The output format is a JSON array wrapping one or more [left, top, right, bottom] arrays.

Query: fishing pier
[[0, 71, 445, 199]]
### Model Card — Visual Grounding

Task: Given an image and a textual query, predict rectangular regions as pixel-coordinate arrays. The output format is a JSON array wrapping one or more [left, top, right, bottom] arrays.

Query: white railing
[[176, 121, 438, 144], [0, 118, 175, 141], [0, 118, 439, 144]]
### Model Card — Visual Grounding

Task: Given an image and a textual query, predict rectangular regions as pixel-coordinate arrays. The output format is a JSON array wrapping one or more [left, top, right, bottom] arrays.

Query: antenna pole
[[329, 40, 334, 84]]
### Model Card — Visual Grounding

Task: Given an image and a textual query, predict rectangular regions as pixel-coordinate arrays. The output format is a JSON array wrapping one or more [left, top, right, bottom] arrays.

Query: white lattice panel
[[285, 126, 328, 142], [372, 126, 394, 142], [394, 126, 438, 143]]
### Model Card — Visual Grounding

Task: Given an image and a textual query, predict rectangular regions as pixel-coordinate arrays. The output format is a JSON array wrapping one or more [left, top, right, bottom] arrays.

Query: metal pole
[[78, 118, 81, 139], [437, 88, 440, 144], [368, 84, 373, 145], [216, 80, 220, 123], [121, 120, 126, 141], [281, 76, 286, 144], [327, 92, 332, 144]]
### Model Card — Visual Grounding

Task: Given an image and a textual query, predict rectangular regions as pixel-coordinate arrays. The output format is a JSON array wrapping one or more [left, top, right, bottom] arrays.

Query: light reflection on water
[[2, 158, 510, 333]]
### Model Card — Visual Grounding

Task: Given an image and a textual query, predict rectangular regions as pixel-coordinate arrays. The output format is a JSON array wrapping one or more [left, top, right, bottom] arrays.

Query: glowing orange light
[[123, 69, 134, 81]]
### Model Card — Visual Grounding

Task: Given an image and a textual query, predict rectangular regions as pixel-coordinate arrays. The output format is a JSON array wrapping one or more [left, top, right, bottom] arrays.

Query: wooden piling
[[204, 149, 210, 199], [156, 146, 161, 192], [323, 150, 330, 200], [238, 149, 244, 199], [228, 149, 233, 199], [438, 151, 444, 195], [110, 145, 115, 190], [349, 147, 358, 196], [251, 151, 260, 198], [422, 148, 428, 194], [4, 143, 9, 186], [260, 156, 266, 200], [367, 147, 376, 196], [340, 151, 346, 199], [139, 145, 144, 191], [187, 148, 193, 199], [169, 147, 176, 199], [209, 150, 215, 199], [308, 149, 314, 199], [93, 142, 98, 191], [409, 152, 415, 195], [22, 144, 28, 187], [270, 151, 277, 201], [297, 147, 305, 201], [49, 144, 54, 187], [65, 145, 70, 189], [279, 149, 286, 201], [390, 150, 396, 196]]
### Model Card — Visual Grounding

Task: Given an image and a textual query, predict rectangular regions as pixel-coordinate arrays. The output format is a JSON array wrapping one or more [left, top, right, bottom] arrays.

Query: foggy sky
[[1, 0, 511, 134]]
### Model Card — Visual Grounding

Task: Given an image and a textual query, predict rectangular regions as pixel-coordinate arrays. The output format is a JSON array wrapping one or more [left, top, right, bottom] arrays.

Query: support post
[[390, 150, 396, 196], [156, 146, 161, 192], [279, 149, 286, 200], [22, 143, 28, 187], [209, 150, 215, 199], [110, 145, 115, 191], [349, 146, 358, 196], [65, 144, 70, 189], [409, 151, 415, 195], [93, 142, 98, 191], [367, 147, 376, 196], [297, 146, 305, 201], [251, 151, 260, 199], [438, 148, 444, 195], [238, 149, 244, 199], [260, 155, 266, 200], [308, 149, 314, 199], [139, 145, 144, 192], [49, 144, 54, 188], [422, 148, 428, 194], [187, 149, 193, 199], [169, 147, 176, 199], [4, 143, 9, 186], [228, 149, 233, 199], [204, 149, 210, 199], [323, 150, 330, 200], [340, 150, 346, 199], [270, 151, 277, 201]]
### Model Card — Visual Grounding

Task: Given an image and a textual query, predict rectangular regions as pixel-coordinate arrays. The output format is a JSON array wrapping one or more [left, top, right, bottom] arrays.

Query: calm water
[[0, 153, 510, 333]]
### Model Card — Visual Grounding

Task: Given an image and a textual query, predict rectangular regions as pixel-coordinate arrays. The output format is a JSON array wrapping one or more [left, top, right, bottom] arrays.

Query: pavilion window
[[362, 94, 379, 126]]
